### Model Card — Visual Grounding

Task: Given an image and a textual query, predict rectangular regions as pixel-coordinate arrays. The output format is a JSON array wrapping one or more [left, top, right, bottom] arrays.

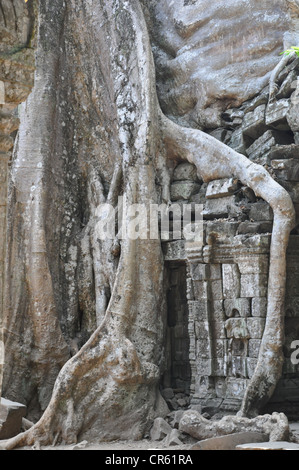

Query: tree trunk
[[1, 0, 296, 448]]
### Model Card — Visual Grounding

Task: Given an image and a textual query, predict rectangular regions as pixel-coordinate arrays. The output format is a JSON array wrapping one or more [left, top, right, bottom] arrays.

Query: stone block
[[191, 432, 268, 450], [211, 321, 227, 339], [268, 144, 299, 160], [240, 274, 268, 297], [196, 337, 211, 358], [215, 378, 227, 398], [197, 358, 213, 376], [0, 398, 27, 440], [224, 298, 251, 318], [209, 264, 222, 280], [203, 195, 235, 219], [212, 300, 225, 321], [225, 378, 248, 399], [193, 280, 208, 299], [231, 338, 248, 356], [163, 240, 186, 262], [213, 357, 226, 376], [222, 264, 240, 298], [237, 221, 272, 234], [246, 129, 293, 164], [242, 104, 267, 139], [228, 127, 251, 155], [246, 358, 258, 378], [276, 69, 298, 99], [188, 300, 209, 320], [265, 99, 290, 130], [210, 279, 223, 300], [246, 318, 266, 339], [237, 255, 269, 274], [225, 318, 250, 339], [206, 220, 239, 240], [194, 321, 210, 340], [230, 356, 247, 378], [170, 181, 200, 201], [215, 339, 227, 358], [150, 417, 172, 441], [206, 178, 239, 200], [251, 297, 267, 317], [173, 163, 199, 182], [189, 263, 208, 281], [249, 202, 273, 222], [272, 158, 299, 181], [248, 339, 262, 358]]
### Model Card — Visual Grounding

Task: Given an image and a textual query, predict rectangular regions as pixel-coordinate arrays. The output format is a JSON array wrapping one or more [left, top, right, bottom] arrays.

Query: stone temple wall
[[162, 56, 299, 419]]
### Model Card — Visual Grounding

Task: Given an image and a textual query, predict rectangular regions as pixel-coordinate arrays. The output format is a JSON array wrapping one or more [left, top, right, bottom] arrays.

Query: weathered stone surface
[[0, 397, 27, 440], [206, 178, 239, 200], [224, 298, 251, 318], [203, 196, 235, 219], [251, 297, 267, 317], [222, 264, 240, 298], [173, 163, 199, 182], [265, 99, 290, 130], [170, 181, 201, 201], [191, 431, 268, 450], [242, 104, 267, 139], [150, 417, 172, 441], [249, 202, 273, 222], [272, 158, 299, 181], [246, 129, 294, 164]]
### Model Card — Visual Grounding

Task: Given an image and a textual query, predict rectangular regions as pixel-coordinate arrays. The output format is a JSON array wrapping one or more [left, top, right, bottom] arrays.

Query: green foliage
[[280, 46, 299, 57]]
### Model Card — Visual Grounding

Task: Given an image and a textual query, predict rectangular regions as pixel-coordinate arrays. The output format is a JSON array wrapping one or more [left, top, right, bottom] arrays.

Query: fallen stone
[[236, 441, 299, 450], [150, 417, 172, 441], [161, 388, 174, 400], [206, 178, 239, 200], [70, 440, 89, 450], [191, 431, 268, 450], [0, 397, 27, 440], [163, 428, 183, 447], [168, 410, 185, 429]]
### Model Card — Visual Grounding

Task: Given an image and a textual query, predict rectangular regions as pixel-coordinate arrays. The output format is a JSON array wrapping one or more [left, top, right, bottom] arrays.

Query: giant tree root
[[179, 409, 290, 442]]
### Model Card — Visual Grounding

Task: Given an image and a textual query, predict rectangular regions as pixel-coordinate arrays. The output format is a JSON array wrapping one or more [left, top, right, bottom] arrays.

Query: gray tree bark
[[1, 0, 296, 447]]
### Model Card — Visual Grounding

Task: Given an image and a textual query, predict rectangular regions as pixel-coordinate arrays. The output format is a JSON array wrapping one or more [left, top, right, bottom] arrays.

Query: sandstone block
[[170, 181, 200, 201], [0, 398, 27, 440], [265, 99, 290, 130], [150, 417, 172, 441], [222, 264, 240, 298], [173, 162, 199, 182], [242, 104, 267, 139], [206, 178, 239, 200]]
